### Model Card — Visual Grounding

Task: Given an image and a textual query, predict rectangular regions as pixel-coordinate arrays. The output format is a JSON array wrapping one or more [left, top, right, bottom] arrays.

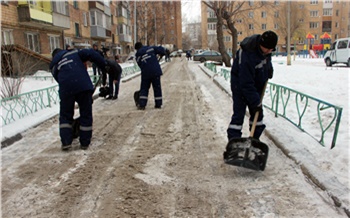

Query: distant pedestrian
[[134, 42, 166, 110], [186, 50, 192, 60], [50, 48, 107, 150], [165, 49, 171, 62], [227, 30, 278, 141]]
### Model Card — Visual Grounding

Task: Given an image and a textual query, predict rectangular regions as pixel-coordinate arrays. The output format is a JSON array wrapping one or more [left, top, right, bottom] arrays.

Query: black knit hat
[[134, 42, 143, 50], [52, 48, 62, 58], [259, 31, 278, 49]]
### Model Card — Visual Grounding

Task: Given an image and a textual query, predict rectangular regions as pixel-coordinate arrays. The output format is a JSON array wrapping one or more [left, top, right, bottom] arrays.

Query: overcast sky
[[181, 0, 201, 23]]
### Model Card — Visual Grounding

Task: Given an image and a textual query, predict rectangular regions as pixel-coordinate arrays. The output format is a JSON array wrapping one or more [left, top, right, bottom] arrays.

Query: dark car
[[193, 50, 222, 63]]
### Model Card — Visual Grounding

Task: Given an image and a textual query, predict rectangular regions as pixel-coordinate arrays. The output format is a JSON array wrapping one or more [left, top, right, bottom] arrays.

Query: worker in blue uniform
[[50, 48, 107, 151], [134, 42, 166, 110], [227, 31, 278, 141], [104, 59, 122, 100]]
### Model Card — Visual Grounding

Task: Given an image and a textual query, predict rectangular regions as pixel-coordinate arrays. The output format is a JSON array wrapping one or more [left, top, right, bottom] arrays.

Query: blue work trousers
[[59, 90, 93, 147], [139, 75, 162, 108], [227, 92, 266, 140]]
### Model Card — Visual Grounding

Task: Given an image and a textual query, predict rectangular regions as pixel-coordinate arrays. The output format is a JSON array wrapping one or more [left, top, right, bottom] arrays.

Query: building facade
[[1, 1, 135, 60], [200, 1, 350, 54]]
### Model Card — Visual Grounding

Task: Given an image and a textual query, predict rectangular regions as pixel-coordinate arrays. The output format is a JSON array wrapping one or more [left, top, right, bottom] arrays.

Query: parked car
[[324, 37, 350, 67], [193, 50, 222, 63], [170, 51, 182, 57]]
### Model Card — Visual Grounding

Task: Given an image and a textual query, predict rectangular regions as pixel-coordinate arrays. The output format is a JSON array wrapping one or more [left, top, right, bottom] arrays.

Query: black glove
[[268, 66, 273, 79], [251, 103, 263, 115]]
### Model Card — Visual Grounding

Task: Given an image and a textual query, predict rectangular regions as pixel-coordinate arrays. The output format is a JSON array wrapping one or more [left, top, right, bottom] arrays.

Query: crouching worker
[[104, 59, 123, 100], [50, 48, 107, 151]]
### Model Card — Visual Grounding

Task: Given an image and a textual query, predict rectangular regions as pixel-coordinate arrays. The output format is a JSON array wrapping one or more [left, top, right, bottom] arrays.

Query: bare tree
[[203, 1, 274, 67], [182, 31, 192, 50], [1, 44, 50, 98], [274, 1, 307, 49]]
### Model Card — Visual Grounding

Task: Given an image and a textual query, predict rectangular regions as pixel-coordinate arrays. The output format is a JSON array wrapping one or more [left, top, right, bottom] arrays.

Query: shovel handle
[[249, 81, 268, 138]]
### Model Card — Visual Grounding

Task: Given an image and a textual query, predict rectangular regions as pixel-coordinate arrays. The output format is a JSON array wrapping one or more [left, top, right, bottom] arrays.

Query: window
[[236, 19, 242, 23], [336, 10, 339, 16], [322, 21, 332, 32], [249, 24, 254, 29], [310, 0, 318, 4], [52, 1, 68, 15], [299, 4, 304, 9], [90, 10, 103, 26], [248, 1, 254, 6], [248, 11, 254, 18], [309, 22, 319, 28], [261, 11, 267, 18], [274, 11, 279, 18], [299, 19, 304, 23], [75, 23, 80, 37], [310, 11, 319, 17], [118, 6, 129, 18], [83, 12, 88, 26], [274, 1, 279, 5], [73, 1, 78, 9], [335, 22, 339, 28], [208, 11, 216, 18], [1, 29, 14, 45], [224, 36, 231, 42], [64, 37, 72, 47], [274, 23, 278, 29], [323, 9, 332, 16], [49, 35, 60, 53], [262, 24, 267, 30], [25, 33, 40, 53], [337, 40, 348, 49], [238, 31, 242, 35]]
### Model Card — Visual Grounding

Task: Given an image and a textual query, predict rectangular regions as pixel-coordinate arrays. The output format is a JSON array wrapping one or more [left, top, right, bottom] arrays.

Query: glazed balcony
[[119, 34, 132, 43], [17, 2, 70, 31]]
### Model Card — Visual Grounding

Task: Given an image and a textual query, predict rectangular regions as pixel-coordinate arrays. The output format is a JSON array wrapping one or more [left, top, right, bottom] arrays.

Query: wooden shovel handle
[[250, 81, 268, 138]]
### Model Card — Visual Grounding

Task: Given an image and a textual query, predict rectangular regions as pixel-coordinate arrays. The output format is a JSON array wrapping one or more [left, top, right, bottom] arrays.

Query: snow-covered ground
[[1, 56, 349, 207]]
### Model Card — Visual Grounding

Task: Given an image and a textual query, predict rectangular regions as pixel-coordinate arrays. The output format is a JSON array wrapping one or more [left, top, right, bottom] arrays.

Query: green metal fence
[[1, 65, 141, 127], [1, 85, 59, 125], [265, 83, 342, 149], [204, 63, 343, 149]]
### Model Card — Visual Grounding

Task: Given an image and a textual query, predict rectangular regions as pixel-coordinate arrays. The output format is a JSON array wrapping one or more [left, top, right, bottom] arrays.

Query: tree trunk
[[226, 18, 238, 60], [216, 9, 231, 67]]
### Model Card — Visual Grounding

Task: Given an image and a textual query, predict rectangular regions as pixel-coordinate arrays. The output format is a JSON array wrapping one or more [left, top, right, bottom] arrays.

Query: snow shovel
[[72, 75, 101, 139], [223, 82, 269, 171]]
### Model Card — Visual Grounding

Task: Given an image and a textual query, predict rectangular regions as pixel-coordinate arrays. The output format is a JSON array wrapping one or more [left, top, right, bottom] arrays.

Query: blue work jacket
[[50, 49, 106, 96]]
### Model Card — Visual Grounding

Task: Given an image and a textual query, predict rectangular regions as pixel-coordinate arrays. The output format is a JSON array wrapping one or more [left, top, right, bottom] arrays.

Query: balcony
[[117, 16, 130, 25], [17, 5, 53, 28], [91, 26, 109, 39], [119, 34, 132, 43], [52, 12, 70, 30], [17, 4, 69, 31]]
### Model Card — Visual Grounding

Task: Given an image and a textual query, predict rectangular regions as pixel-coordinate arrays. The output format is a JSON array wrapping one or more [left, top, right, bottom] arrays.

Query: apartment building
[[200, 1, 350, 53], [1, 0, 133, 60], [186, 23, 201, 49], [129, 1, 182, 50]]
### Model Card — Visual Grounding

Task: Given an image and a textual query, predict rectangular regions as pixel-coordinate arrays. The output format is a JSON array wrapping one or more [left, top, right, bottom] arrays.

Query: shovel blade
[[223, 137, 269, 171]]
